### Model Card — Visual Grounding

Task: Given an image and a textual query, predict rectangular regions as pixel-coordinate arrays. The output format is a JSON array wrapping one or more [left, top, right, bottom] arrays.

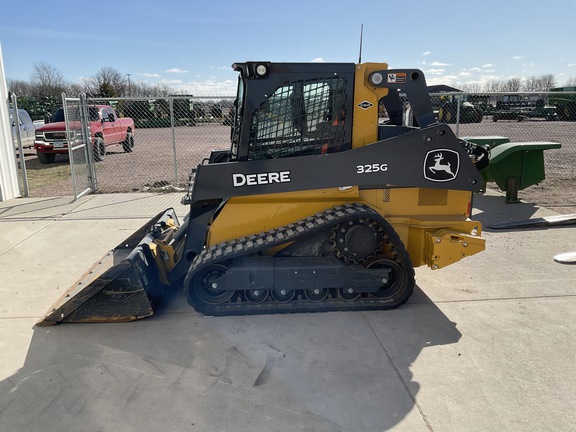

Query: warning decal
[[357, 101, 373, 110], [387, 73, 407, 84]]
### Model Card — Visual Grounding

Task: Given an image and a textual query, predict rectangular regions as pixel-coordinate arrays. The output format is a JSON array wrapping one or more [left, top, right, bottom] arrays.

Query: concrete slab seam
[[362, 312, 435, 432]]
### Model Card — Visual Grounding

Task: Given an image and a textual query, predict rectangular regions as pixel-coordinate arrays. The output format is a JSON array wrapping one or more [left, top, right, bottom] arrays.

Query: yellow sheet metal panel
[[352, 63, 389, 149], [207, 187, 361, 246], [361, 188, 472, 219]]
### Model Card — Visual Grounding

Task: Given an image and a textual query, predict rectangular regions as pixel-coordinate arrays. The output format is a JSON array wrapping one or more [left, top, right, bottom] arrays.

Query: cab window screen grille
[[248, 77, 348, 160]]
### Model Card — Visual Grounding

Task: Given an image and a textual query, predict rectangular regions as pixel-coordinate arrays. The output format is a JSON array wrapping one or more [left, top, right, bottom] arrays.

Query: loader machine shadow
[[38, 62, 488, 325]]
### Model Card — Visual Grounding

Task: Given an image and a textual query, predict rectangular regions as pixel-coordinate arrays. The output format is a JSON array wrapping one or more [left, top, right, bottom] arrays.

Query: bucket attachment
[[37, 208, 180, 326]]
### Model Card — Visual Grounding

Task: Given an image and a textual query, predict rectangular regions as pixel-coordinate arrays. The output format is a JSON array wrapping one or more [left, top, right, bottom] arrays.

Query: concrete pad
[[0, 196, 83, 219], [0, 193, 188, 320], [63, 193, 188, 220], [0, 219, 53, 255], [0, 193, 187, 221], [0, 311, 433, 431], [0, 219, 147, 319], [389, 297, 576, 432], [0, 190, 575, 431], [416, 191, 576, 303]]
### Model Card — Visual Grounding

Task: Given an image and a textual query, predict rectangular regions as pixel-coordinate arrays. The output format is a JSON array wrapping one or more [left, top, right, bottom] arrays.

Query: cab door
[[101, 107, 122, 144]]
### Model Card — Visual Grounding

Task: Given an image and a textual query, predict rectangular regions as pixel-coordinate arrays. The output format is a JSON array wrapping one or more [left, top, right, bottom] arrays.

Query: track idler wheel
[[192, 264, 233, 304], [365, 256, 408, 302]]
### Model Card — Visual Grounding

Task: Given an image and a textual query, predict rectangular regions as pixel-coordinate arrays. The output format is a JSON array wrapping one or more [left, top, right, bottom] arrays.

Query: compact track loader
[[38, 62, 488, 325]]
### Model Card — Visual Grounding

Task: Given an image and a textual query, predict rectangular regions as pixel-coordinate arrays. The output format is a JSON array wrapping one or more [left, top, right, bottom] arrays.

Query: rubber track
[[185, 203, 415, 316]]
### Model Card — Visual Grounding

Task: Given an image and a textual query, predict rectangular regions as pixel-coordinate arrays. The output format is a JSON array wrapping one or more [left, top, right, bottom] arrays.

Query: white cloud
[[165, 68, 189, 73], [426, 74, 459, 86], [422, 51, 432, 56], [482, 64, 493, 68], [459, 72, 472, 76], [160, 79, 184, 85], [140, 73, 160, 78], [311, 57, 324, 63], [425, 68, 446, 75], [171, 78, 237, 96], [512, 56, 525, 60], [430, 61, 451, 67]]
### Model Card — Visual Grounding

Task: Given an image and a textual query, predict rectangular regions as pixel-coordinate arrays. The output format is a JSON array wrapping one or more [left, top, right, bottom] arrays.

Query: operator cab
[[227, 62, 356, 162]]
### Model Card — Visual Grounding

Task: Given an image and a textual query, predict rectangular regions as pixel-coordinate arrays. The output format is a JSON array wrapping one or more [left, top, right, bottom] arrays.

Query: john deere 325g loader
[[39, 61, 488, 325]]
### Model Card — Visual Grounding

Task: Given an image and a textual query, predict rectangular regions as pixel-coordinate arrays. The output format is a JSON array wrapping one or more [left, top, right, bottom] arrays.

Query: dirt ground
[[18, 119, 576, 214]]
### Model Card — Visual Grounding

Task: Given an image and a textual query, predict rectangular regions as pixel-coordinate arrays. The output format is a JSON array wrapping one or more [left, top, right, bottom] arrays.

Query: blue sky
[[1, 0, 576, 95]]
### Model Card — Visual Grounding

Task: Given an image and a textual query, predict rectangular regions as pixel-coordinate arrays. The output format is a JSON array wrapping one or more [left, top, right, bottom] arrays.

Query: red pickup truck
[[34, 105, 135, 164]]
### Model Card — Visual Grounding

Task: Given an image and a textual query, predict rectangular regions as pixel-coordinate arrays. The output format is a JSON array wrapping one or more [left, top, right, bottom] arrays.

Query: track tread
[[185, 203, 415, 316]]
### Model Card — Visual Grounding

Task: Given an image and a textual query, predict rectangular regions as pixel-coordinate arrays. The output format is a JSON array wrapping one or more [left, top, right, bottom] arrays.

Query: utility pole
[[126, 73, 131, 96]]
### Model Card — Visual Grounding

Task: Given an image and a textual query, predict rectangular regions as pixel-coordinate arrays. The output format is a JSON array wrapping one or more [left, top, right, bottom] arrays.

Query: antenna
[[358, 24, 364, 64]]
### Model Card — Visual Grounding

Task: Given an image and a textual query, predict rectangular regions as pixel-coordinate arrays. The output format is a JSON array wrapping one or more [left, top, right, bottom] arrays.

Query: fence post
[[11, 94, 29, 197], [455, 94, 462, 136], [80, 93, 97, 192], [169, 97, 178, 187]]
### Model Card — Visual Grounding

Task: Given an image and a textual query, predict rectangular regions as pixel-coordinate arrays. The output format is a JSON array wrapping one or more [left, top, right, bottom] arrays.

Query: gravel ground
[[19, 119, 576, 213], [452, 118, 575, 214]]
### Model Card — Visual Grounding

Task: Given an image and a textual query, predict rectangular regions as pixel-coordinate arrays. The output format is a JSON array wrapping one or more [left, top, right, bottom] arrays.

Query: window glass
[[248, 77, 348, 160]]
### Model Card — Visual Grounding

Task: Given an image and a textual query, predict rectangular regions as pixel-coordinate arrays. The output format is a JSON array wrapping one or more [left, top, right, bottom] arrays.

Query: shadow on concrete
[[472, 193, 542, 232], [0, 288, 460, 431], [0, 196, 78, 219]]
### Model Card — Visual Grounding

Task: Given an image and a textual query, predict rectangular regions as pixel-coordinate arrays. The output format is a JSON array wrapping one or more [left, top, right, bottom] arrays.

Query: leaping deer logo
[[429, 152, 456, 178]]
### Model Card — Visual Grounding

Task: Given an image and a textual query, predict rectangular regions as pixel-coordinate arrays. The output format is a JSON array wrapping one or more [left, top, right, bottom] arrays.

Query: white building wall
[[0, 42, 20, 201]]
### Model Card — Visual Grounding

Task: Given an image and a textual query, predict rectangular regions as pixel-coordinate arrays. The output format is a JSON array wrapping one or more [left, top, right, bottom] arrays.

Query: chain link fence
[[428, 91, 576, 179], [79, 96, 234, 194], [16, 92, 576, 211], [19, 96, 233, 196]]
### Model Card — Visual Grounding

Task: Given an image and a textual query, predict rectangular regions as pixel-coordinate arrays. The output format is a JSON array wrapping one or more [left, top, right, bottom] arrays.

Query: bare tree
[[8, 79, 33, 97], [539, 74, 556, 91], [523, 76, 539, 92], [523, 74, 557, 92], [130, 81, 172, 97], [30, 62, 66, 97], [65, 82, 84, 97], [502, 77, 523, 92], [483, 80, 505, 92], [460, 82, 483, 93], [564, 77, 576, 87], [83, 67, 127, 97]]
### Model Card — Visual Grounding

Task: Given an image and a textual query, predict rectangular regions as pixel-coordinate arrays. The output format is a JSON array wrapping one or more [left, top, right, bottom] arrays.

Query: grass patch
[[18, 158, 71, 192]]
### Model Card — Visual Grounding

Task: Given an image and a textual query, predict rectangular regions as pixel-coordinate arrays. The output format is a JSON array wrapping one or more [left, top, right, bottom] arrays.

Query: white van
[[10, 108, 36, 150]]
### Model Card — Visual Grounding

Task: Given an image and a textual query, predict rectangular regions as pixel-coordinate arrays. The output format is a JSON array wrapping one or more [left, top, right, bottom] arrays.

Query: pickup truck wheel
[[37, 151, 55, 164], [93, 137, 106, 162], [122, 131, 134, 153]]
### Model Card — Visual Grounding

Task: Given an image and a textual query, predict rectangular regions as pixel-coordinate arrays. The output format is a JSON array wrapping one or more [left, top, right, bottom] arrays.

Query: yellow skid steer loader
[[38, 62, 488, 325]]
